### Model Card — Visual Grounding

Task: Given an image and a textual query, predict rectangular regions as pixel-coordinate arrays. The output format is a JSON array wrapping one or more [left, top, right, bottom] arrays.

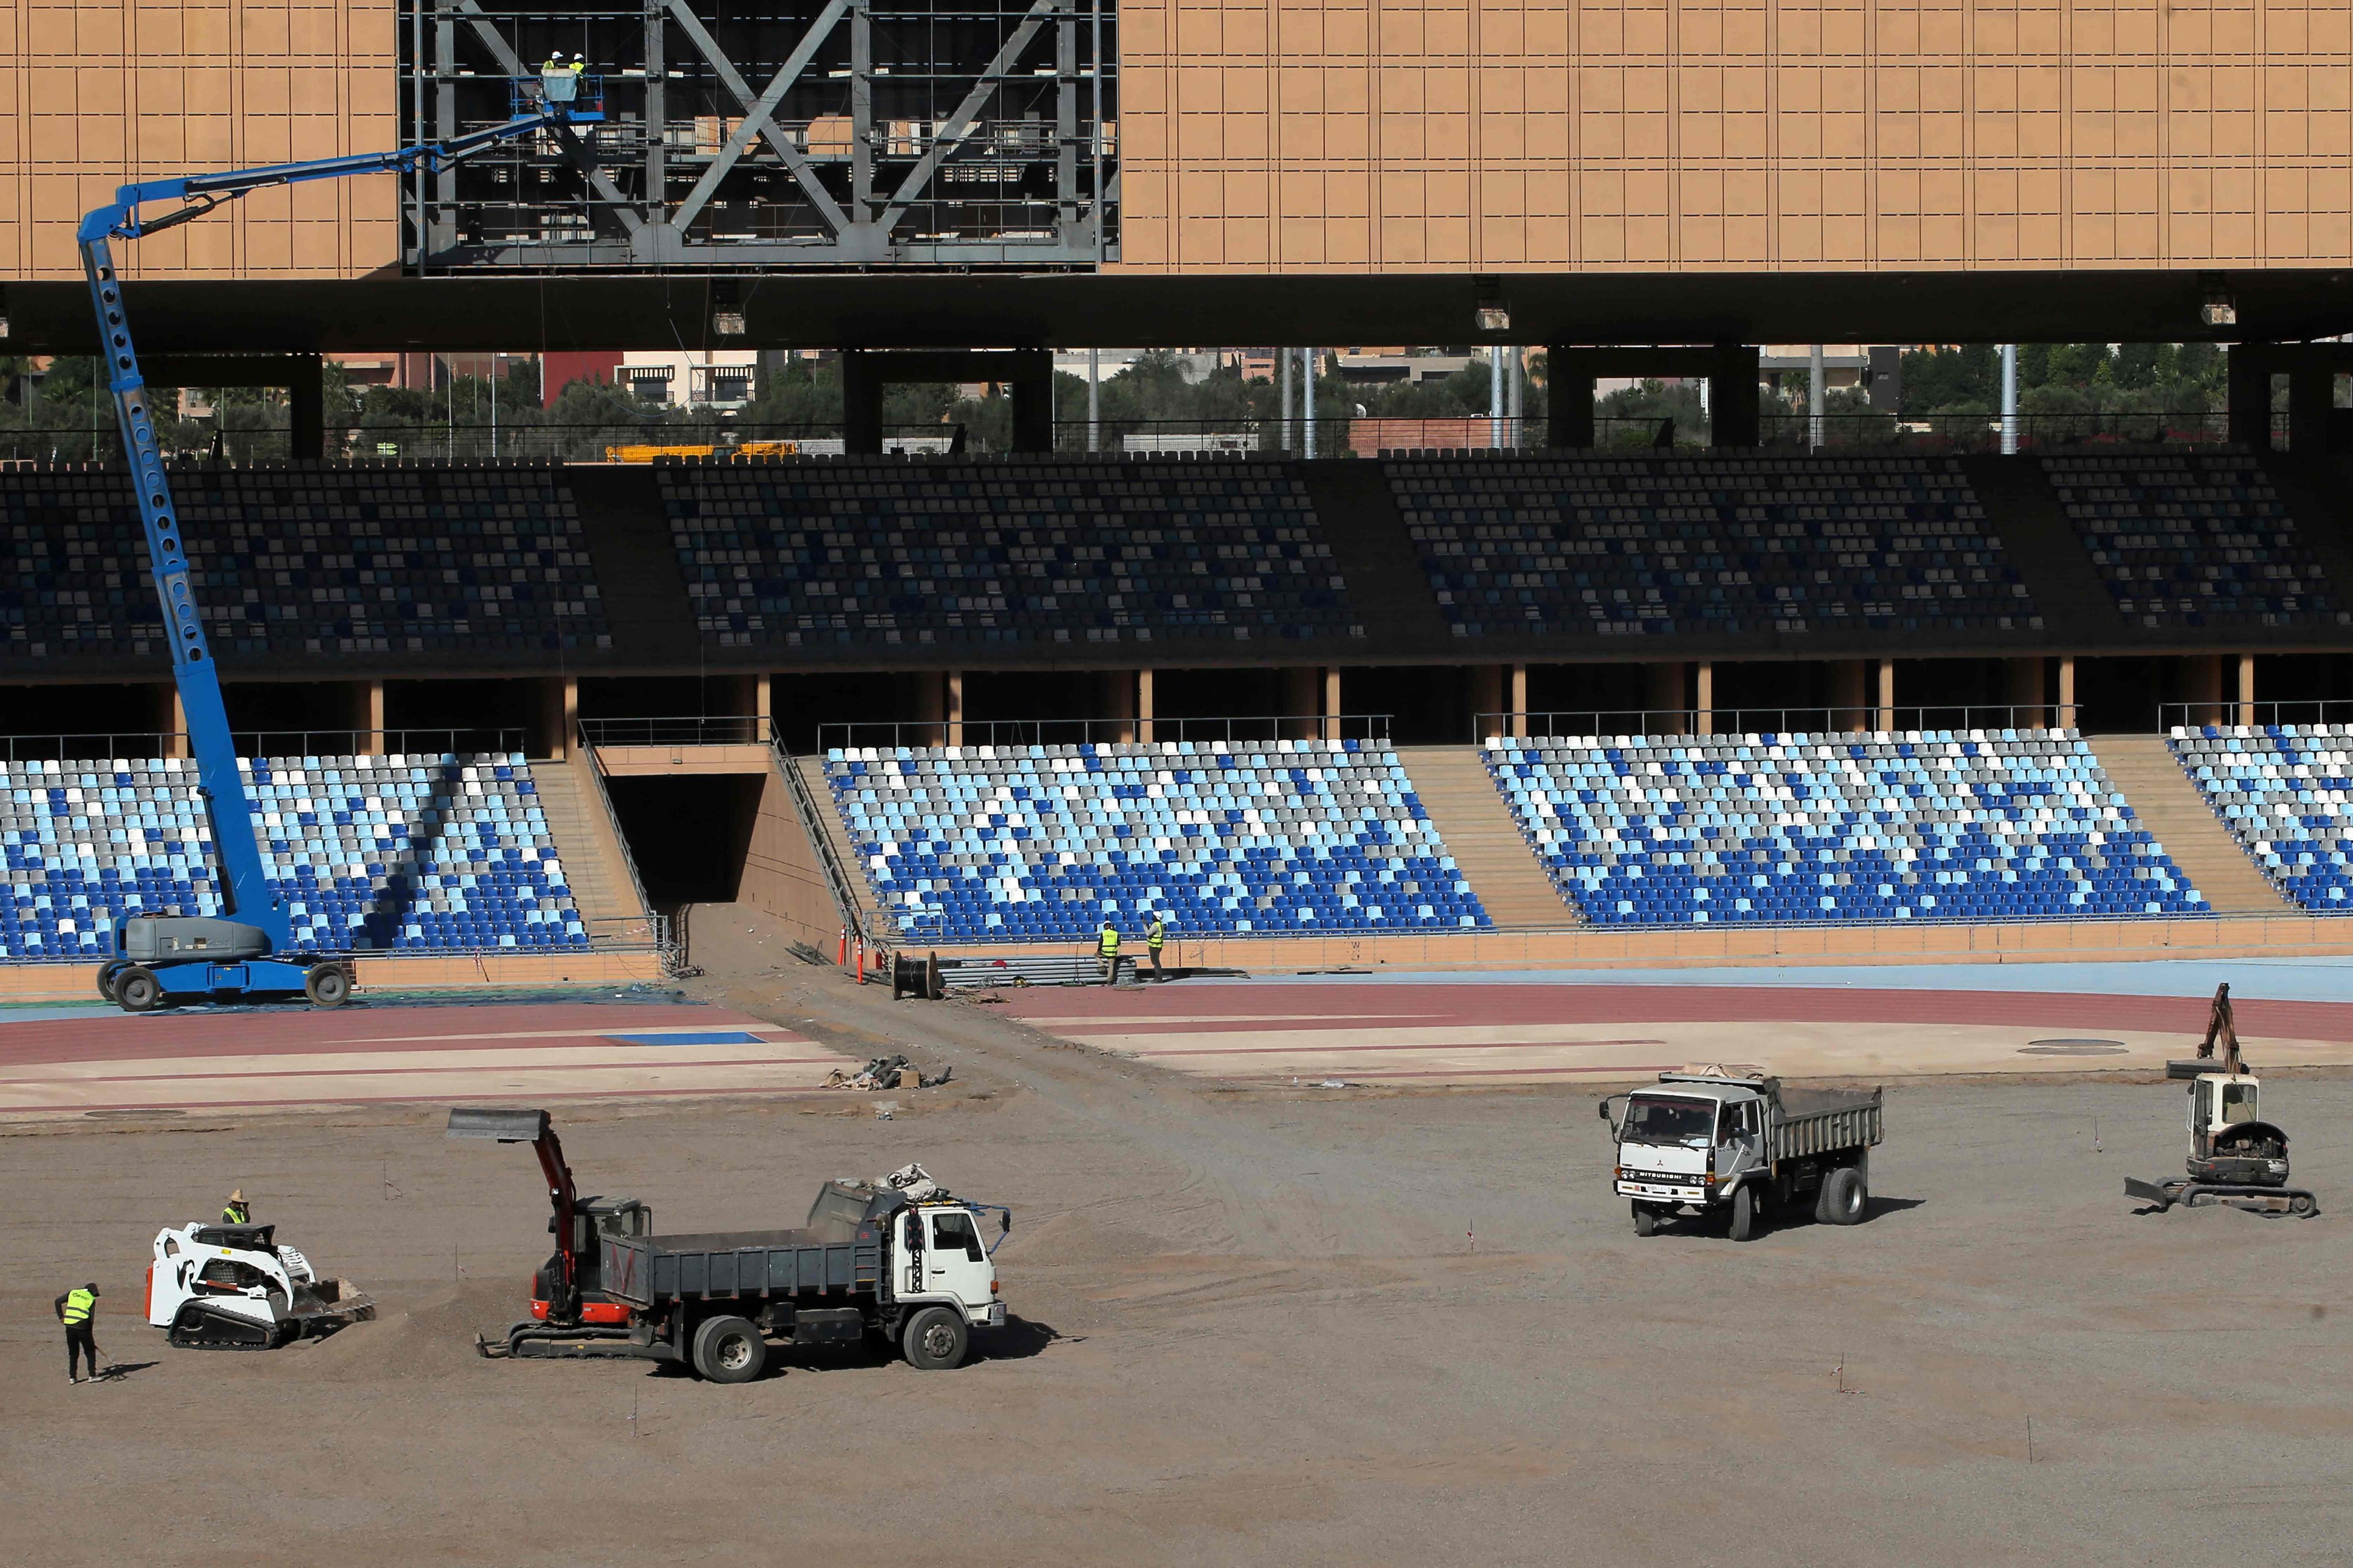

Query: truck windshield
[[1622, 1095, 1716, 1147]]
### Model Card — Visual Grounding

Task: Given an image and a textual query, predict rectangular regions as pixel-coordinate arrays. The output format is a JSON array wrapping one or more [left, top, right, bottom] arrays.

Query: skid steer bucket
[[447, 1107, 551, 1142]]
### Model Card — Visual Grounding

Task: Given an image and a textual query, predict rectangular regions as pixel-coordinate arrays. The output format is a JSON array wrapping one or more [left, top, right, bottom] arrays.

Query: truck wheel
[[1727, 1183, 1758, 1242], [304, 963, 350, 1007], [116, 966, 163, 1013], [901, 1305, 969, 1370], [1821, 1166, 1868, 1226], [98, 960, 130, 1003], [1631, 1202, 1658, 1237], [691, 1315, 767, 1384]]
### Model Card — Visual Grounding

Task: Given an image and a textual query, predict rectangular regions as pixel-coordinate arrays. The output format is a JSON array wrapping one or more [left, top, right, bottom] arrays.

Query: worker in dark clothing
[[1146, 913, 1167, 982], [56, 1283, 101, 1385], [222, 1188, 250, 1225]]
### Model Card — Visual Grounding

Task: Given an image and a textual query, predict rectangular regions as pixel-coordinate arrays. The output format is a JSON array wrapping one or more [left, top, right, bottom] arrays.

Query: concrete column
[[1644, 662, 1688, 733], [358, 678, 386, 754], [1874, 658, 1896, 732], [1695, 661, 1715, 737], [2236, 653, 2256, 728], [535, 676, 576, 760], [1469, 665, 1504, 736], [289, 353, 326, 461], [2057, 656, 2077, 732], [1547, 347, 1597, 449], [944, 670, 965, 747], [1009, 348, 1055, 453], [1322, 666, 1341, 742], [166, 685, 190, 759], [1282, 666, 1318, 735], [1707, 345, 1761, 448], [842, 350, 884, 455], [2003, 656, 2047, 729], [1510, 663, 1529, 737], [2182, 654, 2225, 728], [1102, 669, 1137, 744], [754, 673, 773, 744], [1137, 667, 1156, 744], [2227, 345, 2274, 450], [2289, 356, 2333, 455], [1831, 659, 1870, 732]]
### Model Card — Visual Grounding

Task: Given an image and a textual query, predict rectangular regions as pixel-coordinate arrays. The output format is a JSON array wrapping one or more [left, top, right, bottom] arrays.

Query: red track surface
[[1004, 983, 2353, 1043], [0, 1002, 774, 1068]]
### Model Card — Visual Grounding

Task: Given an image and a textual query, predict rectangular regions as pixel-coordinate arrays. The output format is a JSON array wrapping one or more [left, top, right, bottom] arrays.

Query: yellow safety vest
[[223, 1203, 249, 1225], [1098, 928, 1119, 956], [62, 1288, 94, 1325], [1147, 921, 1164, 950]]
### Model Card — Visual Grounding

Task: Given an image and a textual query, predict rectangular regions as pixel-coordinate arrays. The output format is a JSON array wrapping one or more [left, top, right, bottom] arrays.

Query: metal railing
[[0, 728, 527, 763], [578, 715, 772, 747], [817, 713, 1395, 752], [1476, 705, 2081, 741], [574, 728, 677, 972], [3, 409, 2256, 466], [773, 736, 874, 948], [2159, 700, 2353, 733]]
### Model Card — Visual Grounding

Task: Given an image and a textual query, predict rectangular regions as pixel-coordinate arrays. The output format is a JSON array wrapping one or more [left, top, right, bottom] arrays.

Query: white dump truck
[[1599, 1070, 1884, 1241]]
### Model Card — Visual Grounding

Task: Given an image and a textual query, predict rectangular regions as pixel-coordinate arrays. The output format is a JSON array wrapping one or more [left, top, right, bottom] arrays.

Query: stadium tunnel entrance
[[601, 773, 763, 911]]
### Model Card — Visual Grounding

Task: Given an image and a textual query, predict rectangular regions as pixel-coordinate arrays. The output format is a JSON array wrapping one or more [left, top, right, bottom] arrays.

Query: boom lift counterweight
[[78, 108, 574, 1011]]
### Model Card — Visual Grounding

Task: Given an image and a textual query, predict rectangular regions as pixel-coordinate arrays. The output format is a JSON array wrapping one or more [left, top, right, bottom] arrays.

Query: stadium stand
[[665, 458, 1361, 649], [2043, 450, 2348, 629], [0, 752, 587, 958], [0, 465, 610, 662], [1484, 729, 2209, 925], [1388, 454, 2034, 639], [823, 739, 1486, 940], [2171, 724, 2353, 911]]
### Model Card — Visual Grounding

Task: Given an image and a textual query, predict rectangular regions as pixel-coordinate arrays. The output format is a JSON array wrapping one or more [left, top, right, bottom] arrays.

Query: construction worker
[[1146, 912, 1167, 982], [56, 1282, 101, 1385], [222, 1188, 250, 1225], [539, 51, 581, 105], [1097, 920, 1120, 986]]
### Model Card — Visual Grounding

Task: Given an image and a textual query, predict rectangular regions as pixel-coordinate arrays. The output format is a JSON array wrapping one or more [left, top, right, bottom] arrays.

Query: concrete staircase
[[1399, 746, 1583, 926], [793, 755, 893, 939], [531, 756, 651, 933], [2088, 733, 2292, 914]]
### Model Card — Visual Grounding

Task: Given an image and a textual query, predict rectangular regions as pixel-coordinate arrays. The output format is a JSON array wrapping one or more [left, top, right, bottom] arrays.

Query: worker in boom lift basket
[[56, 1282, 101, 1385]]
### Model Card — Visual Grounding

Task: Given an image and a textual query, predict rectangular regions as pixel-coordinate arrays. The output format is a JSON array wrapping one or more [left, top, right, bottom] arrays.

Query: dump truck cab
[[1611, 1080, 1758, 1208], [1602, 1069, 1884, 1241]]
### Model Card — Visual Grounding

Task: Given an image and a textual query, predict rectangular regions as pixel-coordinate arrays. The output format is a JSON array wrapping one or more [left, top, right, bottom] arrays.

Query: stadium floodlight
[[2200, 292, 2237, 327]]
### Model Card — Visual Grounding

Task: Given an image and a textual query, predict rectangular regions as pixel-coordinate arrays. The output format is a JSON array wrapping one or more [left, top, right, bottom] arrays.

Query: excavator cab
[[2191, 1075, 2261, 1137]]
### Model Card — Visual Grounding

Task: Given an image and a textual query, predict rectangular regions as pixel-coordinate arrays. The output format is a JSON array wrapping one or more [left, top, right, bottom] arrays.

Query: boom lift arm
[[76, 110, 566, 1011]]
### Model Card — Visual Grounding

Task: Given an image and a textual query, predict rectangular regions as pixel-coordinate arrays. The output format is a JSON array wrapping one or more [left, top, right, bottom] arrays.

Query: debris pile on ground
[[823, 1053, 953, 1091], [829, 1161, 949, 1200]]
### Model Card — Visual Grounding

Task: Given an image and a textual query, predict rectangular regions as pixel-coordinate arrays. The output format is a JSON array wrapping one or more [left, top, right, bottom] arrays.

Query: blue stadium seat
[[0, 752, 587, 957], [1486, 729, 2207, 926], [2045, 450, 2344, 628], [824, 739, 1488, 941], [0, 465, 610, 661], [1388, 454, 2035, 639], [666, 457, 1362, 650], [2171, 723, 2353, 910]]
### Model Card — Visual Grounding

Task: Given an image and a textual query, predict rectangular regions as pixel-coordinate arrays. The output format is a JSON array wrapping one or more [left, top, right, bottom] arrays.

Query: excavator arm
[[78, 110, 562, 988], [446, 1107, 584, 1324]]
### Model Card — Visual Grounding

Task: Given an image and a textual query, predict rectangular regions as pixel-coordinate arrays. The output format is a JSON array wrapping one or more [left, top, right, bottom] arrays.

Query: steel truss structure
[[403, 0, 1117, 271]]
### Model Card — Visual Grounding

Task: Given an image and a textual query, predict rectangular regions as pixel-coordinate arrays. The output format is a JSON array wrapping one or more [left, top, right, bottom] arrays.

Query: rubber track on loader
[[168, 1304, 286, 1350]]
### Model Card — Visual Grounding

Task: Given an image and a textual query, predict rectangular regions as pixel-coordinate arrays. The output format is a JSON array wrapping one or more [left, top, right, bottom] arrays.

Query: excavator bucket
[[447, 1107, 551, 1143]]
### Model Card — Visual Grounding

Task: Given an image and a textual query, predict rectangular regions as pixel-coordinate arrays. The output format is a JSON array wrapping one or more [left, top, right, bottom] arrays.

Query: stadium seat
[[2170, 723, 2353, 910], [823, 739, 1488, 941], [2044, 451, 2345, 628], [1388, 454, 2035, 639], [1486, 729, 2208, 925], [665, 457, 1363, 649], [0, 466, 611, 662], [0, 752, 587, 957]]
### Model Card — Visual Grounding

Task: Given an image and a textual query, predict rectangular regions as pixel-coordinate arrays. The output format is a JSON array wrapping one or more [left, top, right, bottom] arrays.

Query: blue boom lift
[[80, 94, 582, 1013]]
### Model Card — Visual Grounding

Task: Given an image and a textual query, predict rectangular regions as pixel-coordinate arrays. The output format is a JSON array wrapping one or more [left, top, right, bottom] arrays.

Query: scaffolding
[[403, 0, 1117, 271]]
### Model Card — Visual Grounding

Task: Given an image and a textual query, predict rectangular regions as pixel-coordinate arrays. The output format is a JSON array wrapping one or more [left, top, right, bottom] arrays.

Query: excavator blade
[[446, 1107, 551, 1142]]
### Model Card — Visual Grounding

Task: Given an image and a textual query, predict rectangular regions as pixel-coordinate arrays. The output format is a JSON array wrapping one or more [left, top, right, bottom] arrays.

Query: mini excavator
[[2125, 983, 2319, 1217]]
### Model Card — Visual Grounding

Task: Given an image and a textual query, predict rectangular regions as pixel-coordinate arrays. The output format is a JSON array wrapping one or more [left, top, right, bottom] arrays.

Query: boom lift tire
[[1631, 1202, 1658, 1237], [98, 959, 130, 1003], [1820, 1166, 1867, 1226], [691, 1315, 767, 1384], [116, 965, 163, 1013], [901, 1305, 969, 1370], [1728, 1183, 1759, 1242], [304, 963, 351, 1007]]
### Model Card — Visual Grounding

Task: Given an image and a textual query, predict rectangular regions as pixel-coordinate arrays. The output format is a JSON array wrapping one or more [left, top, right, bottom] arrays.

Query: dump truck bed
[[1768, 1086, 1883, 1161], [601, 1227, 884, 1309]]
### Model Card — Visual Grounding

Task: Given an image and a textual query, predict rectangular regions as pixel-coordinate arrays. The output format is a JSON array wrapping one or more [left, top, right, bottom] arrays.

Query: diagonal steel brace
[[664, 0, 854, 236]]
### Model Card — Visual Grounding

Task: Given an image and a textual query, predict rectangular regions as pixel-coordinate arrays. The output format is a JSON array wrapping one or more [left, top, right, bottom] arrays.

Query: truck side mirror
[[1596, 1099, 1612, 1122], [1000, 1211, 1012, 1235]]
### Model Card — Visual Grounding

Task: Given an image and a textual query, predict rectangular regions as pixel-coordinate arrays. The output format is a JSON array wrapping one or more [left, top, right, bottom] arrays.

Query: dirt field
[[6, 947, 2351, 1566]]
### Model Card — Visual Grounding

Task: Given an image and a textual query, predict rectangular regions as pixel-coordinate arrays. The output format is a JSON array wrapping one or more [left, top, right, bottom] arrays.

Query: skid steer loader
[[146, 1221, 375, 1349]]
